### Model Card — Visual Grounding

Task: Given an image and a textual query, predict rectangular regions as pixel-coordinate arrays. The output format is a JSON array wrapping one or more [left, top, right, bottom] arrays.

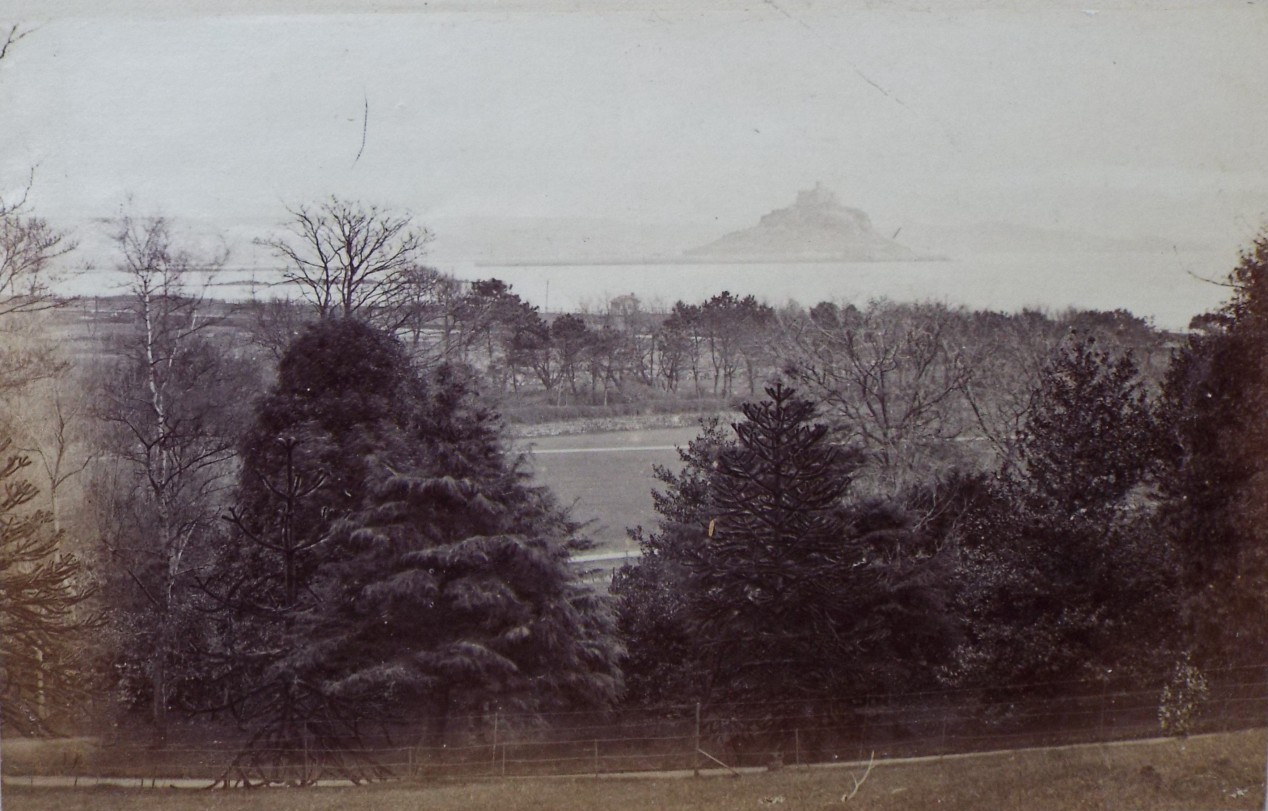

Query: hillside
[[686, 184, 923, 262]]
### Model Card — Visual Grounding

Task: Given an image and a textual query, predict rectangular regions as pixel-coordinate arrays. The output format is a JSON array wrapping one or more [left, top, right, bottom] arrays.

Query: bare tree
[[958, 309, 1069, 466], [0, 185, 74, 319], [92, 213, 254, 744], [263, 197, 434, 324], [0, 26, 76, 397], [6, 372, 94, 532], [781, 301, 978, 498], [0, 26, 74, 318]]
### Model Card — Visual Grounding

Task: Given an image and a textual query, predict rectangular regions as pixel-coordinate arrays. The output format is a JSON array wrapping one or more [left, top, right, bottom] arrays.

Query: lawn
[[6, 730, 1265, 811], [518, 426, 698, 552]]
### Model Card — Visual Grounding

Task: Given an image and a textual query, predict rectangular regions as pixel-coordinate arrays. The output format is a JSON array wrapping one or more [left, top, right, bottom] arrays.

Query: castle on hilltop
[[795, 182, 838, 209]]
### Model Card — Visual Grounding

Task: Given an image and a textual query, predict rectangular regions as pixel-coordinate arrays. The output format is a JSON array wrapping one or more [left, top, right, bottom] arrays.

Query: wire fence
[[5, 663, 1266, 787]]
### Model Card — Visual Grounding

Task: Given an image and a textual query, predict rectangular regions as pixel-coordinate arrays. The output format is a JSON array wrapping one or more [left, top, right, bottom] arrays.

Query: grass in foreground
[[5, 730, 1265, 811]]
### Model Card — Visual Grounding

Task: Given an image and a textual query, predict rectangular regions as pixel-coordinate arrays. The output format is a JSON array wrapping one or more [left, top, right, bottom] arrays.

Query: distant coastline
[[473, 254, 951, 268]]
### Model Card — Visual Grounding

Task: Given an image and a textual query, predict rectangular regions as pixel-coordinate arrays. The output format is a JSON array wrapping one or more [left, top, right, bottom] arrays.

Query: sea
[[66, 249, 1239, 332], [449, 250, 1237, 332]]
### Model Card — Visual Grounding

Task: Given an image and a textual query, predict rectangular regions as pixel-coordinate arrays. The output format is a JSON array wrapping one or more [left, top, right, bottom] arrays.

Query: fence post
[[940, 693, 949, 757], [593, 739, 599, 777], [694, 701, 702, 778], [794, 729, 801, 769], [492, 711, 499, 777], [861, 694, 869, 762], [1262, 666, 1268, 811]]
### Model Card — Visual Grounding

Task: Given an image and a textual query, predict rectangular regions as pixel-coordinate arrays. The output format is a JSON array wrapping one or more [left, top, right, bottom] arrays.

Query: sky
[[1, 0, 1267, 315]]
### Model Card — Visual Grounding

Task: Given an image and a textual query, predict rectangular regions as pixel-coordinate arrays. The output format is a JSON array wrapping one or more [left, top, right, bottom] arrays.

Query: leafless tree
[[263, 197, 435, 325], [0, 184, 74, 319], [0, 26, 73, 318], [0, 26, 76, 395], [781, 301, 979, 498], [958, 309, 1069, 466], [92, 213, 252, 744], [6, 373, 94, 532]]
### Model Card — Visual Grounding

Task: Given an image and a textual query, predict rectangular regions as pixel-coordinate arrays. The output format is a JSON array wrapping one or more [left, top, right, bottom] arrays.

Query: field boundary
[[5, 728, 1259, 791]]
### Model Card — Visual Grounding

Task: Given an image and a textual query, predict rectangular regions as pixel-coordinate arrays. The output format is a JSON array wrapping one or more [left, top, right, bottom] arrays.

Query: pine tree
[[1017, 334, 1157, 515]]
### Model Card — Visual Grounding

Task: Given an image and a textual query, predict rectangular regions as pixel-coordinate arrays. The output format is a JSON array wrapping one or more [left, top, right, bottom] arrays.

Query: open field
[[4, 730, 1266, 811], [518, 426, 700, 552]]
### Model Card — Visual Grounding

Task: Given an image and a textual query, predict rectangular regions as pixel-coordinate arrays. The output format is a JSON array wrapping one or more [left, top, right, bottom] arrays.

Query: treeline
[[2, 193, 1266, 782], [613, 235, 1268, 748]]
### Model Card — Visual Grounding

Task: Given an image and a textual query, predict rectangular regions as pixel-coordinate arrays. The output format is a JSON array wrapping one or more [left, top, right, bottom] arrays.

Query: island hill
[[685, 184, 924, 263], [465, 184, 937, 267]]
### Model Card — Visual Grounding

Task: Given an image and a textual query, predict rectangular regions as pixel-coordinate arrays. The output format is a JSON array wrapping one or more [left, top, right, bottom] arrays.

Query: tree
[[0, 438, 95, 735], [0, 27, 76, 393], [1, 24, 71, 320], [657, 301, 706, 395], [1016, 334, 1157, 513], [1157, 234, 1268, 667], [958, 308, 1068, 467], [265, 197, 435, 324], [781, 301, 977, 498], [617, 384, 956, 739], [91, 213, 258, 743], [208, 319, 621, 784], [698, 292, 773, 397], [612, 418, 734, 706], [0, 183, 73, 320], [603, 293, 657, 387], [6, 367, 94, 532], [549, 313, 592, 399], [949, 335, 1173, 688]]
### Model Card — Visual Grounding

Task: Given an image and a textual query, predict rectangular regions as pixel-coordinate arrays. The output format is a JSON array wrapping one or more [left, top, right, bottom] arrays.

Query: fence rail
[[5, 664, 1266, 787]]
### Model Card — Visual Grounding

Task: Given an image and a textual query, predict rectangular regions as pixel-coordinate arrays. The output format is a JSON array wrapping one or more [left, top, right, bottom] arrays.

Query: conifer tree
[[0, 438, 95, 735], [686, 384, 862, 704], [951, 335, 1173, 688], [1158, 235, 1268, 666], [206, 319, 620, 785], [618, 386, 957, 725]]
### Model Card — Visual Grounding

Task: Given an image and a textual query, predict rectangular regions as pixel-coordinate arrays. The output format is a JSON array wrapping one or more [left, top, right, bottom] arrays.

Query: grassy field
[[518, 426, 699, 552], [5, 730, 1265, 811]]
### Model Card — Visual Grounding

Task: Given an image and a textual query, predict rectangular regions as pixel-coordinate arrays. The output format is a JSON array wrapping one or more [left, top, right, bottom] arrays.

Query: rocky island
[[686, 184, 923, 262]]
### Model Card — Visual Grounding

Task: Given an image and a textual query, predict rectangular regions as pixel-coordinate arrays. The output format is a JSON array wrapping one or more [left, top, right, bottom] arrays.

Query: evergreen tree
[[1016, 334, 1157, 514], [0, 438, 95, 735], [206, 319, 620, 785], [611, 418, 733, 706], [951, 335, 1174, 688], [1158, 235, 1268, 666], [616, 385, 956, 724], [687, 384, 861, 704]]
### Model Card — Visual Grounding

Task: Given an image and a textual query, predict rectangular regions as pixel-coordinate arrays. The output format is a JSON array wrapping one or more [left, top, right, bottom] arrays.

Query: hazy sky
[[2, 1, 1267, 269]]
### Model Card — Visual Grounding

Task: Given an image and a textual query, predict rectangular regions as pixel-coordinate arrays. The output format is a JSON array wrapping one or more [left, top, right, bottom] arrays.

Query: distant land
[[898, 221, 1214, 258], [45, 192, 1218, 296], [684, 184, 929, 262]]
